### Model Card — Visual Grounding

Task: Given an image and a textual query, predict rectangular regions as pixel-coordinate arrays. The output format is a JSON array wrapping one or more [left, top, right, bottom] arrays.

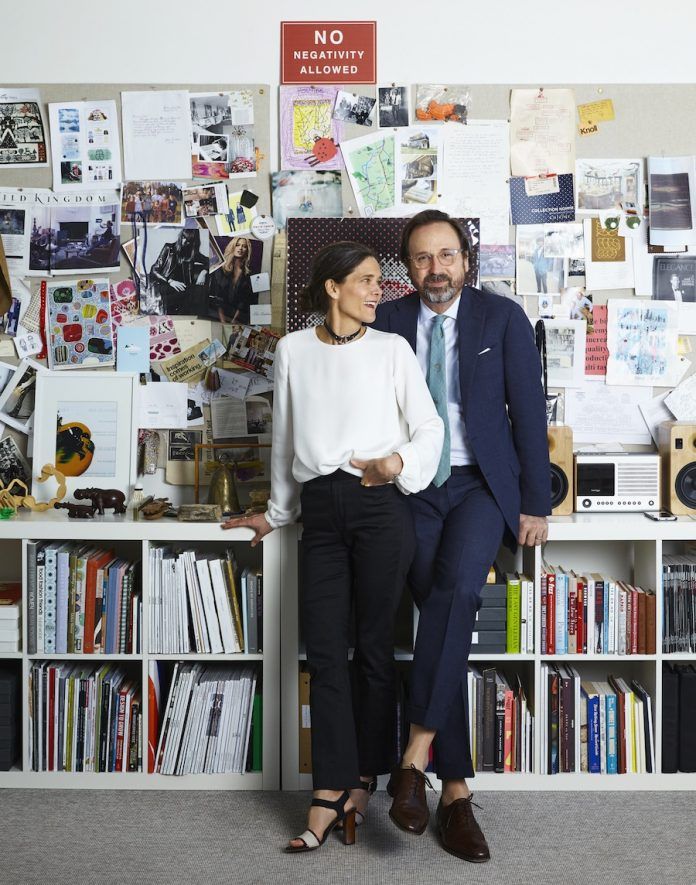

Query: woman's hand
[[221, 512, 273, 547], [350, 453, 403, 487]]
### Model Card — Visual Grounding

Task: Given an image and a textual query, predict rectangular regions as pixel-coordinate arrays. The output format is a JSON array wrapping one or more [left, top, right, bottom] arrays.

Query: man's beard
[[419, 272, 464, 304]]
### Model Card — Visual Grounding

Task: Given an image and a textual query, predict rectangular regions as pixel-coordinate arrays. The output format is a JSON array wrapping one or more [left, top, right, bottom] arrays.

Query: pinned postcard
[[377, 86, 409, 128], [271, 170, 342, 230], [606, 299, 681, 387], [250, 304, 272, 326], [509, 173, 575, 225], [333, 91, 376, 127], [576, 159, 643, 215], [0, 89, 49, 168], [48, 100, 122, 191], [116, 325, 150, 373], [648, 156, 696, 248], [583, 219, 634, 290], [160, 339, 210, 383], [250, 272, 270, 293], [45, 278, 114, 370], [121, 181, 183, 225], [182, 183, 228, 218]]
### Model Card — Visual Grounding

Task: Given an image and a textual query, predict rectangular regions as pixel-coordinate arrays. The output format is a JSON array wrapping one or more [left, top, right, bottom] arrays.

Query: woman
[[208, 236, 257, 324], [150, 228, 208, 315], [223, 242, 443, 853]]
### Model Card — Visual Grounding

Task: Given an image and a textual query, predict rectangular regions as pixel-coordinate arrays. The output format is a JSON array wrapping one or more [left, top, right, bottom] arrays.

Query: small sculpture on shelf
[[54, 501, 97, 519], [73, 487, 127, 515], [0, 464, 67, 513], [137, 496, 176, 520]]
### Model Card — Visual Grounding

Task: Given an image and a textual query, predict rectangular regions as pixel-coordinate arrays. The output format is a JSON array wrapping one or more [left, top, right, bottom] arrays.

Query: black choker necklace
[[323, 319, 363, 344]]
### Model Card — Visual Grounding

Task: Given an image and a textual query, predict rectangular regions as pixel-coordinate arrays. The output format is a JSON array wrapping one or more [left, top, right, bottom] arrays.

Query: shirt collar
[[418, 291, 462, 323]]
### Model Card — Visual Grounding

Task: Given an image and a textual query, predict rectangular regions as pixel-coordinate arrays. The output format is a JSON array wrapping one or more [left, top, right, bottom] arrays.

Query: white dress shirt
[[416, 295, 476, 465], [265, 327, 445, 528]]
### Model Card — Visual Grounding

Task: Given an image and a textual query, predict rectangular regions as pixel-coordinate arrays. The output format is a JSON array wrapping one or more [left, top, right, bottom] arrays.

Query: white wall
[[2, 0, 692, 85]]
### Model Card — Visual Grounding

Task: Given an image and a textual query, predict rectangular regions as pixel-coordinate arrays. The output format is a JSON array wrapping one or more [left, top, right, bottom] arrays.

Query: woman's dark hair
[[399, 209, 470, 263], [300, 241, 379, 313]]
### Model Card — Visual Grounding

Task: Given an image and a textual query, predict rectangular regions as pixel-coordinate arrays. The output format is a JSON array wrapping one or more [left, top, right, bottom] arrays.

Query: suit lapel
[[458, 287, 486, 416], [390, 292, 419, 353]]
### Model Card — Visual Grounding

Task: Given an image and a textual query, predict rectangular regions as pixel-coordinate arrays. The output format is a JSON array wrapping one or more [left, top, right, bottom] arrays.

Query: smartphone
[[644, 509, 677, 521]]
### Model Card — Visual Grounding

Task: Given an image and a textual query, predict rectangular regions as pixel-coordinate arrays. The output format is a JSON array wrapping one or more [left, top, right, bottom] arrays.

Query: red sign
[[281, 21, 376, 84]]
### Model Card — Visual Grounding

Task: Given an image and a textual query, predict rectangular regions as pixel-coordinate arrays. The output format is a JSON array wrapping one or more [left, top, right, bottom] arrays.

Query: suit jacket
[[372, 286, 551, 543]]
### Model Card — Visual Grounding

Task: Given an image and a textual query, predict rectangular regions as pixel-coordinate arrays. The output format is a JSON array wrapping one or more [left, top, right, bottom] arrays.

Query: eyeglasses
[[408, 248, 464, 269]]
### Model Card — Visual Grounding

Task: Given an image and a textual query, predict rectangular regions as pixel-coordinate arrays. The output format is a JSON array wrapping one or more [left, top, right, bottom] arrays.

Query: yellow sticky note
[[577, 99, 615, 127], [678, 336, 692, 355]]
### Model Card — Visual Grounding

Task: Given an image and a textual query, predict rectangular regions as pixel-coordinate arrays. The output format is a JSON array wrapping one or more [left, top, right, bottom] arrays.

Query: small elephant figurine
[[54, 501, 96, 519], [74, 487, 127, 515]]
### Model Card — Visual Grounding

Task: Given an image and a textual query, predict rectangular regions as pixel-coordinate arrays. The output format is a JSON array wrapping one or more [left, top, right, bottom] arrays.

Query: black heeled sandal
[[336, 776, 377, 829], [285, 790, 357, 853]]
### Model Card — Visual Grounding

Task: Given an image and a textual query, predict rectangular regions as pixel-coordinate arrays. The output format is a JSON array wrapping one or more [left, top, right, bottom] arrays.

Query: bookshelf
[[0, 511, 280, 790], [280, 515, 696, 791]]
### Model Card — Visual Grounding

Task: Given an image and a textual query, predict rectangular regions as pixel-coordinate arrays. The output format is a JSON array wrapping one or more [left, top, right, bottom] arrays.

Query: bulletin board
[[0, 82, 273, 294]]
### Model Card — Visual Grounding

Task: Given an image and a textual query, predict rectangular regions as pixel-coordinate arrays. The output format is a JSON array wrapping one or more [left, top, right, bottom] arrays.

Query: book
[[581, 681, 600, 773], [505, 573, 521, 654]]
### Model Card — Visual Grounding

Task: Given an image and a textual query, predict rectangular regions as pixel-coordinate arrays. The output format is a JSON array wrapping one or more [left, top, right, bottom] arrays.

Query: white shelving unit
[[281, 514, 696, 791], [0, 511, 279, 790]]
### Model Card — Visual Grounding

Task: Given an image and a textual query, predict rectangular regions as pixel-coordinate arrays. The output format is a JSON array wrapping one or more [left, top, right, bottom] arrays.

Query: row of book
[[467, 666, 534, 773], [0, 583, 21, 654], [541, 566, 656, 656], [149, 549, 262, 655], [471, 574, 534, 655], [0, 666, 20, 771], [27, 542, 141, 656], [540, 663, 655, 774], [662, 663, 696, 772], [662, 555, 696, 653], [29, 662, 141, 772], [154, 663, 260, 775]]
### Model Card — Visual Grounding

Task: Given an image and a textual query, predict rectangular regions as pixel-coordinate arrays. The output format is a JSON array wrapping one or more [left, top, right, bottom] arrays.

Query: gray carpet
[[2, 790, 696, 885]]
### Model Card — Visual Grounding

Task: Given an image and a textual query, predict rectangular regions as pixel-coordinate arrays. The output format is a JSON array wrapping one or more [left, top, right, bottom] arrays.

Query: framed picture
[[0, 358, 45, 434], [31, 371, 138, 502]]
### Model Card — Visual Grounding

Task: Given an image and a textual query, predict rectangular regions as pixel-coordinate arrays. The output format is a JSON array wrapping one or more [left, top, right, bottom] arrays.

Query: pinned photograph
[[560, 287, 594, 332], [121, 181, 183, 224], [377, 86, 409, 128], [271, 170, 342, 230], [415, 84, 469, 124], [28, 195, 121, 274], [333, 91, 377, 127], [223, 324, 279, 379], [576, 159, 643, 213], [544, 222, 584, 259], [217, 191, 257, 236], [206, 235, 263, 324], [399, 129, 438, 206], [653, 256, 696, 302], [0, 435, 31, 489], [182, 183, 228, 218], [130, 226, 210, 316], [0, 358, 44, 433], [479, 245, 516, 279], [516, 225, 565, 295]]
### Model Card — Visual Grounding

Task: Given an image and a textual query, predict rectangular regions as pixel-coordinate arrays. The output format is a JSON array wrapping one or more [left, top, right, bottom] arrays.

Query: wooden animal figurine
[[54, 501, 96, 519], [73, 487, 127, 515]]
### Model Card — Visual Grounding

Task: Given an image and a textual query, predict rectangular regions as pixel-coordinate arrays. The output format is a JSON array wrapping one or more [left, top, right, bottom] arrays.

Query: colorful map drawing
[[343, 135, 395, 216]]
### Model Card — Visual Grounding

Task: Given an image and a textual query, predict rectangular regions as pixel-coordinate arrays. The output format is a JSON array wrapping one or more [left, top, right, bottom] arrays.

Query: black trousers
[[301, 470, 415, 790]]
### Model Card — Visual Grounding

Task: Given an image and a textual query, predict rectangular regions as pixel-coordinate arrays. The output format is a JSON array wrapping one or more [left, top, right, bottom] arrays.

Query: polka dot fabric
[[285, 217, 480, 332]]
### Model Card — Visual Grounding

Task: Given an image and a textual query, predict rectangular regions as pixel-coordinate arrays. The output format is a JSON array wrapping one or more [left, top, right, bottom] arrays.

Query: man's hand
[[350, 453, 403, 487], [518, 513, 548, 547], [221, 512, 273, 547]]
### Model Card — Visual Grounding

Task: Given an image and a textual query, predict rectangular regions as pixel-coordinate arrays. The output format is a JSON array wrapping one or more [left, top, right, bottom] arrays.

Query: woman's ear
[[324, 279, 339, 301]]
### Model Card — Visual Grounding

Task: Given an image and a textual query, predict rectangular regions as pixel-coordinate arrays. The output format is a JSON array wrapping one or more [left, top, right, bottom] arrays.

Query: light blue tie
[[427, 315, 451, 487]]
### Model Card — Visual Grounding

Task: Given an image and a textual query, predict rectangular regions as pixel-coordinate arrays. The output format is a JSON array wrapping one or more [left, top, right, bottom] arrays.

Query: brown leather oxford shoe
[[386, 764, 431, 835], [435, 795, 490, 863]]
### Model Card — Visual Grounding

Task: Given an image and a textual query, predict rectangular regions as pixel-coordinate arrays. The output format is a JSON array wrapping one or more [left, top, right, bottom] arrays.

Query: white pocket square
[[478, 347, 491, 355]]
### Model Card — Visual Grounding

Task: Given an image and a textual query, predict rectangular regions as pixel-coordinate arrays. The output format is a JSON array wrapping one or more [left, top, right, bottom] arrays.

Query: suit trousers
[[300, 470, 415, 790], [406, 466, 506, 780]]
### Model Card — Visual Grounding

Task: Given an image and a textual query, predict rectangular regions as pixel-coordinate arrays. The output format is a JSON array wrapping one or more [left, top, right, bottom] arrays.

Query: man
[[373, 210, 550, 863]]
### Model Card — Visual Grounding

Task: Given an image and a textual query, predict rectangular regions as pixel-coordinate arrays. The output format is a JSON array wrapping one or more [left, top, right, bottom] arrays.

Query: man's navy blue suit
[[373, 285, 551, 778]]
